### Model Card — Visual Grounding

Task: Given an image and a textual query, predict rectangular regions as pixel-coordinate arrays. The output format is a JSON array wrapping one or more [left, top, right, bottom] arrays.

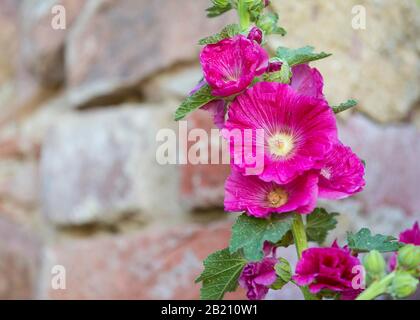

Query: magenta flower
[[290, 64, 324, 99], [399, 222, 420, 245], [267, 63, 324, 98], [224, 82, 337, 184], [200, 35, 269, 97], [239, 257, 277, 300], [247, 27, 263, 44], [318, 143, 365, 200], [224, 170, 319, 217], [190, 80, 226, 129], [293, 243, 362, 299], [389, 222, 420, 271]]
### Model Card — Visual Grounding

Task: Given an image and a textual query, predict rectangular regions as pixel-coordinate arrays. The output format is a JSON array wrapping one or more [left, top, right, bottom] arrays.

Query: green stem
[[237, 0, 251, 31], [291, 214, 319, 300], [356, 272, 395, 300]]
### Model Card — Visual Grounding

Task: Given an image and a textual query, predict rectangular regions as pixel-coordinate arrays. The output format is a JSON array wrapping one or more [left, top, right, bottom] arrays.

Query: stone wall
[[0, 0, 418, 299]]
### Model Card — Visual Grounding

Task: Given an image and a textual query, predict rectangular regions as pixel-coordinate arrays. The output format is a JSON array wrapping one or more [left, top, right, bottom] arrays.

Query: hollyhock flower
[[239, 257, 277, 300], [399, 222, 420, 245], [200, 35, 269, 97], [224, 170, 319, 217], [290, 64, 324, 99], [224, 82, 337, 184], [247, 27, 263, 44], [318, 143, 365, 200], [293, 243, 362, 299], [190, 80, 226, 129], [267, 62, 324, 98], [389, 222, 420, 271]]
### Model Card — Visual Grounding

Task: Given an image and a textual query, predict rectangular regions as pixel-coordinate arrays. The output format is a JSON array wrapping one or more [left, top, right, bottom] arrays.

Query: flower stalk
[[291, 214, 319, 300], [356, 272, 395, 300], [237, 0, 251, 31]]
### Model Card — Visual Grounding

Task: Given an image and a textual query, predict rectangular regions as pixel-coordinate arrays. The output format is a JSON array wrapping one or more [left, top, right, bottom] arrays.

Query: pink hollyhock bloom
[[293, 243, 362, 299], [399, 221, 420, 245], [290, 64, 324, 99], [224, 170, 318, 217], [247, 27, 263, 44], [200, 35, 269, 97], [224, 82, 337, 184], [267, 62, 324, 98], [239, 257, 277, 300], [190, 80, 226, 129], [318, 143, 365, 200], [389, 222, 420, 271]]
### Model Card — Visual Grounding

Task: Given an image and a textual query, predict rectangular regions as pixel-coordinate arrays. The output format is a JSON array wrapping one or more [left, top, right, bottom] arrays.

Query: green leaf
[[271, 258, 292, 290], [206, 3, 233, 18], [306, 208, 339, 244], [276, 230, 294, 248], [174, 84, 215, 121], [198, 24, 241, 45], [230, 213, 293, 261], [256, 12, 287, 36], [275, 46, 332, 67], [332, 99, 358, 114], [195, 248, 247, 300], [347, 228, 402, 253], [263, 61, 291, 84]]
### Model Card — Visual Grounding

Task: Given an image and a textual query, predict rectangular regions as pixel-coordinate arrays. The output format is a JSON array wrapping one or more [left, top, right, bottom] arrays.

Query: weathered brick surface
[[0, 218, 41, 299], [339, 114, 420, 216], [66, 0, 235, 107], [40, 221, 245, 300], [40, 105, 184, 225], [180, 109, 230, 210]]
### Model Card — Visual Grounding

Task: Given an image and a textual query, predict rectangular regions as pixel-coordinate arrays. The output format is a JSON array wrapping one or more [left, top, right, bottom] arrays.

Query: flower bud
[[363, 250, 386, 278], [398, 244, 420, 270], [256, 13, 277, 34], [267, 61, 282, 72], [264, 0, 271, 7], [247, 27, 263, 44], [390, 272, 419, 299]]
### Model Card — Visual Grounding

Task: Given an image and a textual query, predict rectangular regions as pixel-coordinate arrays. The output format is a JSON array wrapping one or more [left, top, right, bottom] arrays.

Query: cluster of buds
[[363, 245, 419, 299]]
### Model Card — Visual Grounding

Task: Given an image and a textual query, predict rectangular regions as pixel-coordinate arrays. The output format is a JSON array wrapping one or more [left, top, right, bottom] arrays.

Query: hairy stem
[[356, 272, 395, 300], [237, 0, 251, 31], [291, 214, 319, 300]]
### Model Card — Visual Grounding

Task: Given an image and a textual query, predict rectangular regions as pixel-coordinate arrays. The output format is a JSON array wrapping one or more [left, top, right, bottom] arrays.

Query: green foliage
[[276, 230, 294, 248], [256, 12, 286, 36], [195, 248, 247, 300], [230, 213, 293, 261], [332, 99, 358, 114], [275, 46, 331, 67], [306, 208, 339, 244], [206, 1, 233, 18], [271, 258, 292, 290], [174, 84, 215, 121], [198, 24, 241, 45], [347, 228, 402, 253]]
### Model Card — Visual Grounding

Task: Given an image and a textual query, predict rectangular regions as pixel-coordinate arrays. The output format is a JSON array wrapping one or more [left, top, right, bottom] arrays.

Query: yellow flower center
[[268, 133, 294, 157], [267, 188, 288, 207]]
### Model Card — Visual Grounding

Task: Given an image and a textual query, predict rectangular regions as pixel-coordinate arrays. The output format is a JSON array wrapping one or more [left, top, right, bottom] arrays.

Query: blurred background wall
[[0, 0, 418, 299]]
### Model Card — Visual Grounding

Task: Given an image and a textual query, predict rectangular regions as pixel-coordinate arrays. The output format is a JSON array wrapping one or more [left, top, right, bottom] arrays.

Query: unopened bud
[[390, 272, 419, 299], [363, 250, 386, 278], [256, 12, 278, 34], [267, 61, 282, 72], [398, 245, 420, 270], [247, 27, 263, 44]]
